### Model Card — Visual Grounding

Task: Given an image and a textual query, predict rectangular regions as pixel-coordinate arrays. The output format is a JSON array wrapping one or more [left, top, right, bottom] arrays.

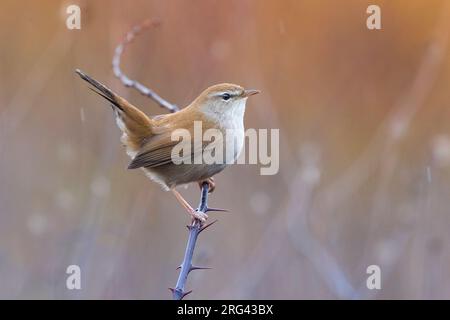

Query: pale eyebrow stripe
[[214, 91, 239, 97]]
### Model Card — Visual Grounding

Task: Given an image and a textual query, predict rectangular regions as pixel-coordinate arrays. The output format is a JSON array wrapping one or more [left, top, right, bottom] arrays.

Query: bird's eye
[[221, 93, 231, 101]]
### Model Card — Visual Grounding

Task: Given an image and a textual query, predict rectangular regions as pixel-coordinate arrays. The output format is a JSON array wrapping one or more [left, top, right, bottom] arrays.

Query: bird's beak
[[242, 89, 261, 97]]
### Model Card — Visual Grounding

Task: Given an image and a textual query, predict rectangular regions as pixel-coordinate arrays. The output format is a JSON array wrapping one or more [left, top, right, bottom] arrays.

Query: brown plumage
[[76, 69, 259, 221]]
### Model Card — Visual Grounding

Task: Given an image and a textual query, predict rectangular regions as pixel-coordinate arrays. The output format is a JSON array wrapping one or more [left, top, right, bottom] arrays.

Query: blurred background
[[1, 0, 450, 299]]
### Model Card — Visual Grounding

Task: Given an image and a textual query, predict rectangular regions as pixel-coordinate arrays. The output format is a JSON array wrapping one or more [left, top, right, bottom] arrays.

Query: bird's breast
[[200, 99, 247, 164], [221, 118, 244, 164]]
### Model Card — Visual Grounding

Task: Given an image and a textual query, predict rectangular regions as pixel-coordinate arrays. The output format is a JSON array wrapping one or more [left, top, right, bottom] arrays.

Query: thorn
[[199, 219, 218, 233], [206, 207, 229, 213], [176, 265, 182, 270], [189, 266, 212, 273], [170, 287, 191, 300]]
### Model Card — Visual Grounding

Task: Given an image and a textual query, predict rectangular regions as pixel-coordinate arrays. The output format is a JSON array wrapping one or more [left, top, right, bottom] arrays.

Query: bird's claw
[[190, 210, 208, 223], [198, 178, 215, 193]]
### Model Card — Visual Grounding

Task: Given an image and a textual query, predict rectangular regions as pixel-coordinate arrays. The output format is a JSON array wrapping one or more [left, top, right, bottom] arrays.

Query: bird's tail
[[75, 69, 154, 151]]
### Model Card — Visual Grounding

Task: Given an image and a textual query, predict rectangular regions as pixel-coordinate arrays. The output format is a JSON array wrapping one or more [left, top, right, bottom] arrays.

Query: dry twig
[[112, 19, 179, 113]]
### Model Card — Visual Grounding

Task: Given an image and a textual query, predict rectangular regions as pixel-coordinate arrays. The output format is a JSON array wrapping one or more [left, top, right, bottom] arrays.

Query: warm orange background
[[1, 0, 450, 299]]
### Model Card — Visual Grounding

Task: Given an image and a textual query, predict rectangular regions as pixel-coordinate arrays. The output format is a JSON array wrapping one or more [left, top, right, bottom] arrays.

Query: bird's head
[[191, 83, 260, 120]]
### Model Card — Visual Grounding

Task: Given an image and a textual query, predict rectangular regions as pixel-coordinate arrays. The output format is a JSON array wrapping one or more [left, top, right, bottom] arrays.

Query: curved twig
[[112, 19, 179, 113], [170, 183, 218, 300]]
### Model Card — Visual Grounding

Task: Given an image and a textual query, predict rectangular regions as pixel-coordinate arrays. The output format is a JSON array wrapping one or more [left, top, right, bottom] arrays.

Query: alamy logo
[[66, 5, 81, 30], [366, 5, 382, 30], [366, 265, 381, 290], [66, 265, 81, 290], [170, 121, 279, 175]]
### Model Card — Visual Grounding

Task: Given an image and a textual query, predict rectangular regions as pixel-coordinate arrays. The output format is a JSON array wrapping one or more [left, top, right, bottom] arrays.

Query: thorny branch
[[171, 183, 218, 300], [113, 20, 216, 300], [112, 19, 180, 113]]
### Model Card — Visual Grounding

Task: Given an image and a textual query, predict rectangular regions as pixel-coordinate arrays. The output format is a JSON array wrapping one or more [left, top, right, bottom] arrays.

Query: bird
[[75, 69, 259, 222]]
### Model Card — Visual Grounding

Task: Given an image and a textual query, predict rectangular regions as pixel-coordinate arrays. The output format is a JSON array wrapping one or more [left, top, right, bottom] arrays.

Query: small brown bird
[[76, 69, 259, 221]]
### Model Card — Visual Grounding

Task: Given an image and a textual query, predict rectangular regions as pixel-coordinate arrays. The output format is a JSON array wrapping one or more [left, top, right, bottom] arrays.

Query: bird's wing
[[127, 129, 224, 169]]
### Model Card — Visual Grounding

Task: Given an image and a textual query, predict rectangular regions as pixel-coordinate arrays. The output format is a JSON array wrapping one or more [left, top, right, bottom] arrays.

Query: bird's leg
[[171, 189, 208, 222], [198, 177, 215, 193]]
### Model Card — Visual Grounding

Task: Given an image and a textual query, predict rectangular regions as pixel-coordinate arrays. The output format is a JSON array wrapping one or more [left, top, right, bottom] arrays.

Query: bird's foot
[[190, 209, 208, 223], [198, 177, 215, 193], [172, 189, 208, 223]]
